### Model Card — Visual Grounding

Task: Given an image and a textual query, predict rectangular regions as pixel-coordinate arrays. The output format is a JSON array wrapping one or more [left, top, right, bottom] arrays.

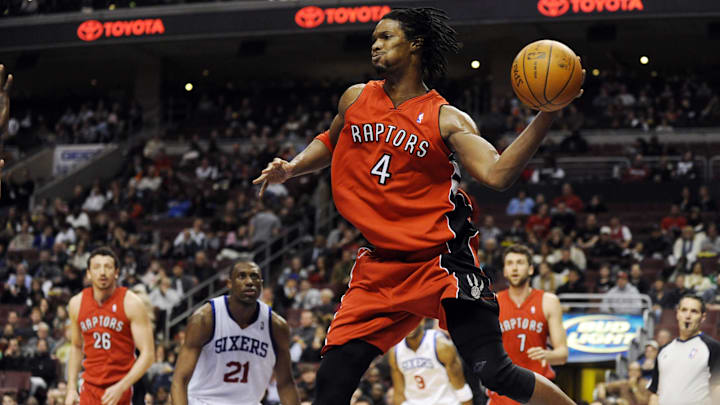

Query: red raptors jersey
[[488, 289, 554, 405], [78, 287, 135, 387], [331, 80, 459, 252]]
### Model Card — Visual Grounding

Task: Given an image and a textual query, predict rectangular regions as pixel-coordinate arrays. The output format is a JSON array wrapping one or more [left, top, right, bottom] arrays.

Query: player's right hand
[[252, 158, 293, 198], [65, 389, 79, 405]]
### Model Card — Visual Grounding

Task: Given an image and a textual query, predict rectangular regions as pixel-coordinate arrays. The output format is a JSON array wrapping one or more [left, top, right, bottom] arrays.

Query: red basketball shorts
[[323, 245, 496, 354], [79, 382, 132, 405]]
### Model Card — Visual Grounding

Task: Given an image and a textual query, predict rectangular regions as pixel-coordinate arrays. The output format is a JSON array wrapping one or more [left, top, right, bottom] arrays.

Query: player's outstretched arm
[[102, 291, 155, 405], [170, 304, 213, 405], [436, 335, 473, 405], [65, 294, 83, 405], [442, 70, 583, 191], [252, 84, 364, 197], [387, 348, 406, 405], [527, 293, 568, 366], [270, 312, 300, 405], [0, 64, 12, 134]]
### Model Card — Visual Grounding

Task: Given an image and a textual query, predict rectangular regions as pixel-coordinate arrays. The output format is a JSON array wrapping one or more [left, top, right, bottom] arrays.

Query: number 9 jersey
[[78, 286, 135, 387]]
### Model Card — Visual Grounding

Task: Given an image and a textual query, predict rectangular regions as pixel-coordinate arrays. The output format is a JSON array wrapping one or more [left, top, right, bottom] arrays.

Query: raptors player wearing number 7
[[389, 321, 473, 405], [486, 245, 568, 405], [66, 247, 155, 405], [170, 260, 300, 405]]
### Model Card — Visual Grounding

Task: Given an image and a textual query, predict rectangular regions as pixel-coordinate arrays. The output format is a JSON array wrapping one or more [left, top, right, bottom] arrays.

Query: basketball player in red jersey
[[254, 8, 581, 405], [0, 64, 13, 197], [65, 247, 155, 405], [487, 245, 568, 405]]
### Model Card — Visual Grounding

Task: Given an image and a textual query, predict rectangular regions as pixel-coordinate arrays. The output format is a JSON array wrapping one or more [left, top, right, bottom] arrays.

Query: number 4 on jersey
[[371, 154, 392, 185]]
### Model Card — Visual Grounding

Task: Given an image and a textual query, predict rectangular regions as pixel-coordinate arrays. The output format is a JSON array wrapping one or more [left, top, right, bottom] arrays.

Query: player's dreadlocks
[[383, 7, 461, 83]]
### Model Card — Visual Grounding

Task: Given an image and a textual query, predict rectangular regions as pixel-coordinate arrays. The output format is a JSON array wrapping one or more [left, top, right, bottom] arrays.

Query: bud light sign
[[563, 313, 644, 363]]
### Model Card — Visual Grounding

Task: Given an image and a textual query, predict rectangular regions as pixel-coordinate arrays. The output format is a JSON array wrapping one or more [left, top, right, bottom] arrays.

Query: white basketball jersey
[[394, 329, 460, 405], [188, 297, 276, 405]]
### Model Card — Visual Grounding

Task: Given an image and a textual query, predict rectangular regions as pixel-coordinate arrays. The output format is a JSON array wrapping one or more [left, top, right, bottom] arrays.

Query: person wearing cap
[[639, 340, 659, 380], [591, 226, 623, 259], [601, 270, 644, 314]]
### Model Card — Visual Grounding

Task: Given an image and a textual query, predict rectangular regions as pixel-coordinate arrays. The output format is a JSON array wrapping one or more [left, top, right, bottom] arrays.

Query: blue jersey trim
[[268, 305, 278, 358], [200, 299, 216, 347]]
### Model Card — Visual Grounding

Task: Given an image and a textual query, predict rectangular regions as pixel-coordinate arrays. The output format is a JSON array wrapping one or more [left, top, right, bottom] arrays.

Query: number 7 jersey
[[78, 286, 135, 387], [188, 297, 276, 405]]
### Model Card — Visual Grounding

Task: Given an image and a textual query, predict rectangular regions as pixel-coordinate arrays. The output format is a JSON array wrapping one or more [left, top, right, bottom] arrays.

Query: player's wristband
[[455, 384, 473, 402]]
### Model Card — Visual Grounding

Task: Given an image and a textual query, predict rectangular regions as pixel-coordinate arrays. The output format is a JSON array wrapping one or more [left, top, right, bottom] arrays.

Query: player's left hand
[[0, 64, 13, 133], [526, 346, 548, 367], [101, 382, 126, 405]]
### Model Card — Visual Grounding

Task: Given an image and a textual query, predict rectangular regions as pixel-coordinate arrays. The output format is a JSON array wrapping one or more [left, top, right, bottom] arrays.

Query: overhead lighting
[[639, 56, 649, 65], [470, 60, 480, 69], [185, 83, 193, 91], [592, 69, 600, 77]]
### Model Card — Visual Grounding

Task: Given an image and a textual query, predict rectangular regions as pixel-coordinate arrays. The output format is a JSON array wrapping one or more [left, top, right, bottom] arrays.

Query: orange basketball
[[510, 39, 583, 112]]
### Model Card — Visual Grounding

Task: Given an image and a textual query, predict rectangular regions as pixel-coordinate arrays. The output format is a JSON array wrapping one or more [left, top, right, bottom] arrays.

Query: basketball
[[510, 39, 583, 112]]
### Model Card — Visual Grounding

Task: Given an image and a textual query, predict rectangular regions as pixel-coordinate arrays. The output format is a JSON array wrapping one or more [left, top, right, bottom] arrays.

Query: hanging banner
[[53, 144, 106, 177]]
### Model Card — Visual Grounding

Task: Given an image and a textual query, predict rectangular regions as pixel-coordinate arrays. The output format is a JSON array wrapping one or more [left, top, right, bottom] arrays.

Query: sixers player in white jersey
[[389, 321, 473, 405], [171, 260, 299, 405]]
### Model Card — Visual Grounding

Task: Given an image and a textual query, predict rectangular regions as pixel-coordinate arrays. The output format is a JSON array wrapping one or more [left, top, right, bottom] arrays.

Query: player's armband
[[314, 131, 334, 153]]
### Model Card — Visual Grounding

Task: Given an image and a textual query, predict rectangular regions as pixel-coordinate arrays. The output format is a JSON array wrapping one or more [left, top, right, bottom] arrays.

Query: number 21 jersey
[[188, 297, 276, 405]]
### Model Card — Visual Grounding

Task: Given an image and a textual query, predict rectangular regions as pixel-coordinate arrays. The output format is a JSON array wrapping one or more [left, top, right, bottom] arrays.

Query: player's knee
[[478, 359, 535, 403]]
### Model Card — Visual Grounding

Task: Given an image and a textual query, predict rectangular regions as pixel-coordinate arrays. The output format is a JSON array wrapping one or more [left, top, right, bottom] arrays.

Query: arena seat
[[0, 371, 31, 396]]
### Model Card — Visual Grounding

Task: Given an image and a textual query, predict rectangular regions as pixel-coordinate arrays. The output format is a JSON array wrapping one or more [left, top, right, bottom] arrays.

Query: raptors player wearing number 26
[[66, 247, 155, 405], [487, 245, 568, 405], [171, 260, 300, 405]]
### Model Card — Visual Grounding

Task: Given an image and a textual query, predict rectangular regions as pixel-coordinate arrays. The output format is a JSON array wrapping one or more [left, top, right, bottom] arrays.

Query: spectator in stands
[[644, 224, 671, 260], [526, 203, 551, 239], [703, 275, 720, 309], [170, 264, 195, 296], [81, 185, 106, 212], [685, 261, 713, 294], [577, 214, 600, 250], [660, 204, 687, 235], [665, 274, 691, 309], [651, 155, 676, 183], [697, 185, 716, 213], [585, 194, 608, 215], [556, 267, 586, 296], [173, 218, 206, 258], [478, 215, 502, 244], [274, 276, 298, 318], [676, 151, 699, 180], [623, 153, 650, 182], [655, 328, 673, 348], [195, 157, 218, 181], [591, 226, 623, 259], [677, 186, 696, 213], [629, 263, 650, 295], [596, 263, 614, 294], [602, 271, 643, 314], [294, 279, 322, 310], [29, 338, 57, 393], [506, 189, 534, 216], [0, 338, 25, 370], [609, 216, 633, 249], [8, 220, 33, 251], [596, 361, 650, 405], [66, 205, 90, 230], [296, 365, 318, 402], [530, 156, 565, 184], [550, 201, 576, 234], [503, 218, 527, 244], [670, 225, 702, 272], [149, 276, 181, 313], [552, 248, 580, 276], [553, 183, 583, 213], [532, 261, 563, 293], [248, 201, 281, 250], [33, 225, 55, 251], [700, 223, 720, 256], [639, 340, 659, 380]]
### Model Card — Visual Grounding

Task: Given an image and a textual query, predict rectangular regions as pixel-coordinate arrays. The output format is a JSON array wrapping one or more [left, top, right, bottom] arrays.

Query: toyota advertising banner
[[1, 0, 719, 51], [562, 313, 645, 363]]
